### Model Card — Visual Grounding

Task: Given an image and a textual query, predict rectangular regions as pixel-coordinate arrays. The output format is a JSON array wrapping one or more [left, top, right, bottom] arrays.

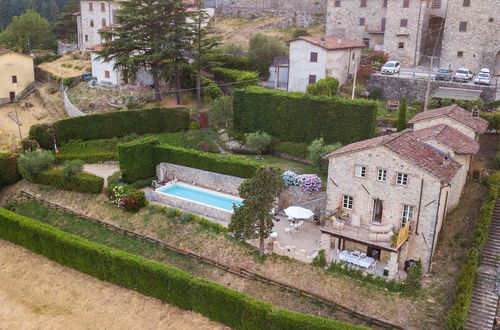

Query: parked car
[[435, 67, 453, 81], [480, 68, 491, 75], [381, 61, 400, 75], [453, 68, 473, 82], [474, 72, 492, 85]]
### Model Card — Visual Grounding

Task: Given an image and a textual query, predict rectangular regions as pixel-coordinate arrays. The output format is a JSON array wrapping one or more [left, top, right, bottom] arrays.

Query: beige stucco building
[[288, 36, 364, 92], [321, 104, 488, 278], [0, 49, 35, 105]]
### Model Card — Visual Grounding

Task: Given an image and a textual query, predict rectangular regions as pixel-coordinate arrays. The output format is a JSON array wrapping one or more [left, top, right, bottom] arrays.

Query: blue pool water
[[158, 184, 243, 211]]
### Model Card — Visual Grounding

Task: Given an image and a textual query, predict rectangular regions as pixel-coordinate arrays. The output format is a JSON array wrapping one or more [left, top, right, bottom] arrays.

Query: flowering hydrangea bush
[[281, 170, 299, 186], [298, 174, 322, 193], [109, 185, 147, 212]]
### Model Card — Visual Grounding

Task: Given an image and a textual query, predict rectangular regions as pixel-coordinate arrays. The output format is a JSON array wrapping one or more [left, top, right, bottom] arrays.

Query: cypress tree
[[397, 96, 408, 132]]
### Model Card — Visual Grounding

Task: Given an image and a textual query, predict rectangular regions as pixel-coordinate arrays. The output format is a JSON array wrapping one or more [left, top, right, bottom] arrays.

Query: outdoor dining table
[[338, 250, 375, 269]]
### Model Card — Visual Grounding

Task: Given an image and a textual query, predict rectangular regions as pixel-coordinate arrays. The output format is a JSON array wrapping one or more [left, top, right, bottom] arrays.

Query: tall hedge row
[[0, 208, 363, 330], [29, 108, 190, 149], [37, 169, 104, 194], [0, 153, 21, 189], [446, 172, 500, 329], [212, 68, 259, 87], [233, 86, 378, 144], [206, 54, 270, 78], [118, 138, 262, 183]]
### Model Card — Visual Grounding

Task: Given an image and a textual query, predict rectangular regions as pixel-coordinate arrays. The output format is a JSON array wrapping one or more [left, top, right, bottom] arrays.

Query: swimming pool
[[156, 182, 243, 212]]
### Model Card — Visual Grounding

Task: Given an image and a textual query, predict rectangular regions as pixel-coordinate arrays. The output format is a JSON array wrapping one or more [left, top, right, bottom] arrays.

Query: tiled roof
[[291, 36, 365, 51], [412, 124, 480, 155], [90, 44, 104, 51], [408, 104, 488, 134], [325, 131, 461, 183]]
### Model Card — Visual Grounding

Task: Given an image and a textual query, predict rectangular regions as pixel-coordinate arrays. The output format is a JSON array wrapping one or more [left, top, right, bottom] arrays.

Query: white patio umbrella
[[284, 206, 314, 220]]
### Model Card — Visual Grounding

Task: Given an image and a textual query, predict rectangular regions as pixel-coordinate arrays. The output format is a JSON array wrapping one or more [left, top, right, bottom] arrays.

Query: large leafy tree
[[248, 33, 286, 64], [191, 1, 222, 108], [229, 167, 284, 257], [0, 9, 56, 51], [54, 0, 79, 42], [97, 0, 194, 102]]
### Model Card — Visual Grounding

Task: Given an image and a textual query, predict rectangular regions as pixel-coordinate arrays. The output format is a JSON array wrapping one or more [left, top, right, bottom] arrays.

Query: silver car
[[453, 68, 473, 82], [474, 72, 491, 85], [381, 61, 400, 75]]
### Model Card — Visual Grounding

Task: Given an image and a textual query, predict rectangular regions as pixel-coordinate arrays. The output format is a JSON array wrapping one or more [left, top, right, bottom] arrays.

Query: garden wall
[[0, 207, 362, 330], [156, 163, 244, 196], [233, 86, 378, 144]]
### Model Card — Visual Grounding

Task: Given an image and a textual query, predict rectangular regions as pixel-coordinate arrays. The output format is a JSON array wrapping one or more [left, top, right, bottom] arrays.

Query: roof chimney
[[320, 37, 326, 45], [338, 38, 342, 45]]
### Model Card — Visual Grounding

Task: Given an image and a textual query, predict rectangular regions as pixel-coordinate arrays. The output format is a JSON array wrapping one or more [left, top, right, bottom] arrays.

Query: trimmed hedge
[[274, 142, 309, 160], [480, 112, 500, 130], [233, 86, 378, 144], [37, 168, 104, 194], [0, 153, 21, 189], [206, 54, 270, 78], [0, 208, 364, 330], [446, 172, 500, 329], [29, 108, 190, 149], [118, 138, 262, 182], [55, 152, 118, 163], [212, 68, 259, 87]]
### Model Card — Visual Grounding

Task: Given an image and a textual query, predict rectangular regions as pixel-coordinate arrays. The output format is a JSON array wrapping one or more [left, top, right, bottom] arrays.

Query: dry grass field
[[38, 53, 91, 78], [0, 239, 226, 330]]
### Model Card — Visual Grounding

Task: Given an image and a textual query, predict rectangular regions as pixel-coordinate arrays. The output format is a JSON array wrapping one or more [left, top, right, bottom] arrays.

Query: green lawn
[[240, 154, 319, 175]]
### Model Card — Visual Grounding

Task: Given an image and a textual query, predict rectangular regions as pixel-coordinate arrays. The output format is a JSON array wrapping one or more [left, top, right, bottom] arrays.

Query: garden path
[[83, 164, 120, 188]]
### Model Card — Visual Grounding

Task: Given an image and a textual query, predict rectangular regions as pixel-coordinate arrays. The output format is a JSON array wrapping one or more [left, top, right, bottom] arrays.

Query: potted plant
[[391, 232, 399, 248]]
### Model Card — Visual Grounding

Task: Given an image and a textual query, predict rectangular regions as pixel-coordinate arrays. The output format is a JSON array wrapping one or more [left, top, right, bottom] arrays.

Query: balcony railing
[[365, 24, 385, 34]]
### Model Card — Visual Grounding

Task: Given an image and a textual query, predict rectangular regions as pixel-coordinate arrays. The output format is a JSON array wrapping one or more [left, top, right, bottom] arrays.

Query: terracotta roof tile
[[411, 124, 480, 155], [408, 104, 488, 134], [291, 36, 365, 51], [325, 131, 461, 183]]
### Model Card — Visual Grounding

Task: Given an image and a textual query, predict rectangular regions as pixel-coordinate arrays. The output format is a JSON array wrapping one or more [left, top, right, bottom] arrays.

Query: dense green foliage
[[480, 112, 500, 131], [402, 260, 422, 296], [0, 208, 363, 330], [33, 53, 61, 65], [307, 138, 342, 173], [37, 168, 104, 193], [29, 108, 190, 149], [17, 150, 55, 182], [291, 28, 310, 38], [206, 53, 270, 78], [273, 142, 309, 160], [53, 0, 78, 42], [397, 97, 408, 132], [212, 67, 259, 87], [209, 96, 233, 128], [118, 138, 262, 182], [0, 153, 21, 189], [248, 33, 287, 64], [446, 173, 500, 329], [229, 167, 284, 256], [0, 0, 71, 29], [245, 131, 272, 155], [62, 159, 84, 180], [233, 87, 378, 144], [306, 77, 339, 97], [311, 249, 327, 268], [0, 9, 56, 51]]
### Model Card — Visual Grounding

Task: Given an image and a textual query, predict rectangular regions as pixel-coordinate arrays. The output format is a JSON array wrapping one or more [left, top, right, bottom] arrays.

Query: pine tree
[[229, 167, 284, 257], [97, 0, 194, 102], [54, 0, 78, 42], [397, 96, 408, 132], [191, 1, 222, 108]]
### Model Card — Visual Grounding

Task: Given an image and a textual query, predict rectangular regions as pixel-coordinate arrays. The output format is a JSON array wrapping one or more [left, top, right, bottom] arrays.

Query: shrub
[[109, 185, 147, 212], [130, 177, 155, 189], [0, 153, 21, 189], [209, 96, 233, 128], [307, 138, 342, 173], [245, 131, 272, 155], [62, 159, 84, 180], [291, 28, 310, 38], [212, 67, 258, 87], [356, 65, 373, 84], [29, 108, 190, 148], [189, 121, 201, 130], [312, 249, 327, 268], [480, 112, 500, 130], [33, 54, 60, 65], [368, 86, 383, 100], [281, 170, 299, 186], [206, 53, 269, 78], [233, 86, 378, 145], [306, 77, 339, 97], [397, 96, 408, 132], [107, 170, 123, 190], [0, 209, 365, 329], [248, 33, 287, 64], [201, 78, 223, 100], [274, 142, 309, 159], [298, 174, 322, 193], [402, 260, 422, 296], [37, 168, 104, 193], [18, 150, 55, 182], [219, 43, 245, 57]]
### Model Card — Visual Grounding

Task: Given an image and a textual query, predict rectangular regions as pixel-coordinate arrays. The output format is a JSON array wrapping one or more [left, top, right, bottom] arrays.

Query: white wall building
[[288, 36, 364, 92], [90, 45, 121, 85], [77, 0, 119, 51]]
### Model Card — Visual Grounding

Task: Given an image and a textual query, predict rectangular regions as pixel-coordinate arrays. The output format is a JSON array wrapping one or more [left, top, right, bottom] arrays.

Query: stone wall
[[365, 74, 496, 103], [276, 185, 325, 212], [218, 0, 327, 27], [156, 163, 244, 196]]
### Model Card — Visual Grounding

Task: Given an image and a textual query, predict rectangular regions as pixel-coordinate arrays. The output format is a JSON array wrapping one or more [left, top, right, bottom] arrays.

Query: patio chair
[[284, 227, 295, 236]]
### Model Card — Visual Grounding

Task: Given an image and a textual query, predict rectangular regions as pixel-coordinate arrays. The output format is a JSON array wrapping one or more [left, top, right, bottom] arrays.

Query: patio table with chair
[[338, 250, 375, 269]]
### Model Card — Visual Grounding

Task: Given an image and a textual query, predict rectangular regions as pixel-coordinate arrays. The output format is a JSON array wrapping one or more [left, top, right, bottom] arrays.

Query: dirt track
[[0, 239, 225, 330]]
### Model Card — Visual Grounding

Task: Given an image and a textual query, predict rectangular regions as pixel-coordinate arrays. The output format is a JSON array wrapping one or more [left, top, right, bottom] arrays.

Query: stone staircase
[[466, 200, 500, 330]]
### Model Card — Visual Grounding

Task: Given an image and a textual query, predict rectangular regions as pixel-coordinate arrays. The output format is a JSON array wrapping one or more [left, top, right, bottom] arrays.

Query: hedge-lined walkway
[[466, 199, 500, 330]]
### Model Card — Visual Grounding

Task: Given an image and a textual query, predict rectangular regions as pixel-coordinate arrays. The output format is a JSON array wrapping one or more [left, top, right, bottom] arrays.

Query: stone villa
[[321, 104, 488, 278], [326, 0, 500, 73]]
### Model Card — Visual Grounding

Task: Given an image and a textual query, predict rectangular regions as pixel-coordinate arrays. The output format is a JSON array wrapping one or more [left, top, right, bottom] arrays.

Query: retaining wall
[[366, 74, 497, 103], [62, 87, 86, 117], [156, 163, 244, 196]]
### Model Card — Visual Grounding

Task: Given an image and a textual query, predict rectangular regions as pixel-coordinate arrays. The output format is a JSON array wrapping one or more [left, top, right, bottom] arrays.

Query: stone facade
[[440, 0, 500, 73], [412, 117, 477, 140], [156, 163, 244, 196], [218, 0, 327, 27], [325, 144, 451, 274], [365, 74, 497, 103]]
